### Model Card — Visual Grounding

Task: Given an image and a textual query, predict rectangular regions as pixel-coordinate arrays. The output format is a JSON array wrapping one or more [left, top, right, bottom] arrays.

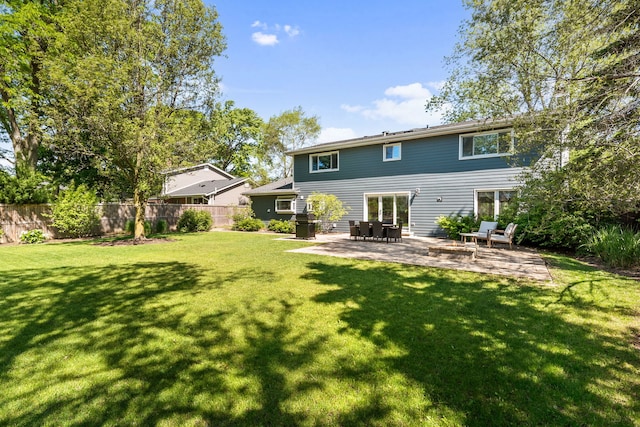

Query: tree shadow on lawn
[[0, 262, 325, 426], [305, 261, 640, 426]]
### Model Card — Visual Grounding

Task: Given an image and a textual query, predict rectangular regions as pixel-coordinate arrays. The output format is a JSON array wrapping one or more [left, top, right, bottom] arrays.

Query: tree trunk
[[133, 187, 147, 242]]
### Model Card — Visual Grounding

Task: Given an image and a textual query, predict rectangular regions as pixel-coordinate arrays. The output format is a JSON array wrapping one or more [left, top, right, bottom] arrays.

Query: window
[[365, 193, 409, 228], [475, 189, 516, 219], [275, 197, 296, 213], [383, 143, 401, 161], [460, 130, 513, 159], [310, 151, 339, 173]]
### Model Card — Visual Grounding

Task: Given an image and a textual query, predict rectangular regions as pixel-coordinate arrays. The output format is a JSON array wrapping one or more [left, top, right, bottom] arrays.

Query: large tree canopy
[[261, 106, 321, 181], [429, 0, 640, 217], [46, 0, 226, 239], [0, 0, 63, 176]]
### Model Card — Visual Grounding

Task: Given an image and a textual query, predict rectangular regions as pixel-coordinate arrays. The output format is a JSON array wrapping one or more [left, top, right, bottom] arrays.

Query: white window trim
[[363, 192, 411, 226], [275, 197, 296, 214], [459, 129, 514, 160], [309, 151, 339, 173], [383, 143, 401, 162], [473, 188, 515, 219]]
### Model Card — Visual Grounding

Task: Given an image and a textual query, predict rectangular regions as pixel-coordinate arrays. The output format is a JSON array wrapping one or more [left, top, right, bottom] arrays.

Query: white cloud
[[251, 32, 279, 46], [340, 104, 364, 113], [318, 127, 358, 143], [251, 21, 300, 46], [283, 25, 300, 37], [342, 82, 448, 128]]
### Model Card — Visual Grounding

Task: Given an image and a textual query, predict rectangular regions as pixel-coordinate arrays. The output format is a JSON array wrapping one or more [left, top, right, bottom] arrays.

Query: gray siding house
[[286, 118, 524, 237], [243, 177, 298, 222]]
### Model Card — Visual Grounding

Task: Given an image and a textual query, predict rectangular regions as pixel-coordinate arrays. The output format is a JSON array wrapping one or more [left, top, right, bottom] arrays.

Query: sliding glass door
[[365, 193, 409, 228]]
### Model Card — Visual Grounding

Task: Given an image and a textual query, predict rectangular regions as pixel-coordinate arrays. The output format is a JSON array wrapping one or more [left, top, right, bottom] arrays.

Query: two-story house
[[284, 118, 524, 237]]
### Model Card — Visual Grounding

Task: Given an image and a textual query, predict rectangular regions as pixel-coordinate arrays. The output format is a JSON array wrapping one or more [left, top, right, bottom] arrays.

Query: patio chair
[[349, 220, 361, 240], [488, 223, 518, 249], [386, 221, 403, 243], [371, 221, 385, 241], [358, 221, 372, 240], [471, 221, 499, 245]]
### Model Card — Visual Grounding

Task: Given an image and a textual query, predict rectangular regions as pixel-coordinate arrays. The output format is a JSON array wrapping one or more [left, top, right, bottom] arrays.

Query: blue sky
[[208, 0, 469, 142]]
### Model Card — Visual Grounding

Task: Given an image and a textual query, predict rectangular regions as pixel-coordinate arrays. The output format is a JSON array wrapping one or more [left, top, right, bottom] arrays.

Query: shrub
[[125, 219, 135, 234], [20, 229, 47, 244], [233, 217, 264, 232], [267, 219, 294, 234], [48, 184, 101, 238], [125, 219, 152, 235], [582, 225, 640, 269], [155, 219, 169, 234], [306, 192, 349, 233], [436, 214, 479, 240], [514, 207, 594, 249], [178, 209, 213, 233]]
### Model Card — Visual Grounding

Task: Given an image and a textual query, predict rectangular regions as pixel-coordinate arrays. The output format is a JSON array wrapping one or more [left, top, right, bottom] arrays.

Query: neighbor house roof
[[286, 117, 513, 155], [163, 163, 235, 180], [165, 177, 247, 197], [243, 177, 298, 196]]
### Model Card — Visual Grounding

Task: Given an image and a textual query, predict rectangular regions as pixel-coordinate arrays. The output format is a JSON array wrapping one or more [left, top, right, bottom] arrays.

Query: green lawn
[[0, 232, 638, 426]]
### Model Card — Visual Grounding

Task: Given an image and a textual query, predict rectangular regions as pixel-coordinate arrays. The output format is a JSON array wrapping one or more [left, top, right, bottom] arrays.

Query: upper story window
[[460, 129, 513, 159], [275, 197, 296, 213], [383, 143, 401, 161], [310, 151, 339, 173]]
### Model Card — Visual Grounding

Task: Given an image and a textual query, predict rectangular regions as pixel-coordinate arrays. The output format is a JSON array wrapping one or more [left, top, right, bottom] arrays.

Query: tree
[[46, 0, 226, 240], [306, 192, 349, 234], [261, 106, 321, 179], [428, 0, 640, 222], [0, 0, 63, 176], [187, 100, 264, 177]]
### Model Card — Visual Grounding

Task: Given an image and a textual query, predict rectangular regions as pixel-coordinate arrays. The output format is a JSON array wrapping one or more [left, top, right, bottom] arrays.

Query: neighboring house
[[242, 177, 298, 222], [156, 163, 250, 205], [282, 118, 525, 237]]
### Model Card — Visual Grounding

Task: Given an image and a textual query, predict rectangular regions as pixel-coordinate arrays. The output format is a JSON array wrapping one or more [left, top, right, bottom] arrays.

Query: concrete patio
[[285, 233, 553, 282]]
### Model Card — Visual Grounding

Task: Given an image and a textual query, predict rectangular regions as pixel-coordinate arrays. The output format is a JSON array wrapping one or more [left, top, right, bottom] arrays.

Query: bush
[[233, 217, 264, 232], [155, 219, 169, 234], [125, 219, 152, 235], [514, 207, 594, 249], [267, 219, 294, 234], [582, 225, 640, 269], [436, 214, 480, 240], [306, 192, 349, 233], [177, 209, 213, 233], [20, 229, 47, 244], [48, 184, 101, 238]]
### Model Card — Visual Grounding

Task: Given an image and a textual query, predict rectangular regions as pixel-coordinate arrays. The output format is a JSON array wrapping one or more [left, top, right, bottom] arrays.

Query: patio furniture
[[371, 221, 385, 241], [488, 223, 518, 249], [358, 221, 372, 240], [464, 221, 498, 245], [349, 220, 361, 240], [386, 221, 403, 243]]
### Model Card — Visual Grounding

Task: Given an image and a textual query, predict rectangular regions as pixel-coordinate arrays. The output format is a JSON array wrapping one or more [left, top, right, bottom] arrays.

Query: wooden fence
[[0, 203, 238, 243]]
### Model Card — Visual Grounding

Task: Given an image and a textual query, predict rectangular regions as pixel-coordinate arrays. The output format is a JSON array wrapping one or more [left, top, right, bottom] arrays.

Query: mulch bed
[[93, 237, 176, 246]]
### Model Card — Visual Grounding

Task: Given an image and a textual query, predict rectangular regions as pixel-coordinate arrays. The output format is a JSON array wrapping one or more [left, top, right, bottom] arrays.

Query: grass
[[0, 232, 638, 426]]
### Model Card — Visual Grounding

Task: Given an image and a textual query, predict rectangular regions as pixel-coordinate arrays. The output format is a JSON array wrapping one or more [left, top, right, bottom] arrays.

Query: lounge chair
[[488, 223, 518, 249], [470, 221, 499, 245]]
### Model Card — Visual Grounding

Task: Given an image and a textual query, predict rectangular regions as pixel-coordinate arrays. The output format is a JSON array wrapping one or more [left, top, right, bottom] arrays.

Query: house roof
[[243, 177, 298, 196], [165, 177, 248, 197], [163, 163, 235, 180], [286, 117, 513, 155]]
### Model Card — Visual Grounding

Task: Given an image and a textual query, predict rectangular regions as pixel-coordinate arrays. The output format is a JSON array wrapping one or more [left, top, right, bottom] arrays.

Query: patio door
[[365, 193, 409, 228]]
